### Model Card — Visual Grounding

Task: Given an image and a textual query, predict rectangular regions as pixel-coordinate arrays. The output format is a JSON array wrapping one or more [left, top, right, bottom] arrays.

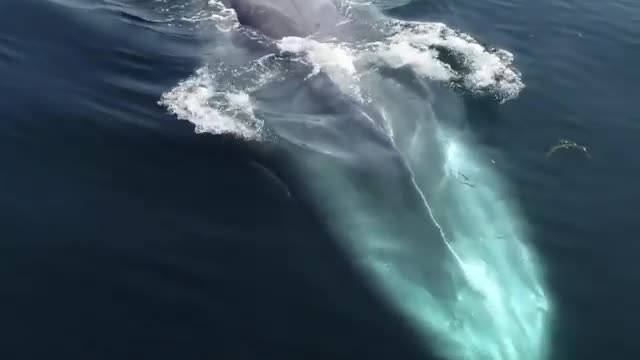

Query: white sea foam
[[159, 68, 262, 139], [278, 36, 363, 100], [385, 21, 524, 101], [276, 21, 524, 103]]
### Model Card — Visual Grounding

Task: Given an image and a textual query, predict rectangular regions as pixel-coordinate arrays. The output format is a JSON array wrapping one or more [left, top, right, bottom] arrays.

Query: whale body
[[192, 2, 553, 360], [223, 0, 455, 293]]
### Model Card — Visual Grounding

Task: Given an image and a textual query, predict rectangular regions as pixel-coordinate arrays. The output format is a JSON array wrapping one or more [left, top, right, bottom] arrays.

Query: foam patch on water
[[276, 22, 524, 103], [159, 68, 263, 140], [278, 37, 363, 100], [384, 21, 524, 101]]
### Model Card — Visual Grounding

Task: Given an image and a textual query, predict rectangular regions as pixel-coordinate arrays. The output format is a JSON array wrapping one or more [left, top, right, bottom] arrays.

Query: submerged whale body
[[223, 0, 455, 293], [183, 2, 553, 360]]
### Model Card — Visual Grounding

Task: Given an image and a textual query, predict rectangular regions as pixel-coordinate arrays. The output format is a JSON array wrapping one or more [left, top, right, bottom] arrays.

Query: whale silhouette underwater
[[161, 1, 554, 360]]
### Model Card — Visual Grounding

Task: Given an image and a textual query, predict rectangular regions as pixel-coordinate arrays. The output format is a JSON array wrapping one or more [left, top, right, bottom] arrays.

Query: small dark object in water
[[457, 171, 476, 187]]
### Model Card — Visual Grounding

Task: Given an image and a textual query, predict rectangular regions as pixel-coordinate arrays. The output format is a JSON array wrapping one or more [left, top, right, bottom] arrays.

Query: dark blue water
[[1, 0, 638, 359]]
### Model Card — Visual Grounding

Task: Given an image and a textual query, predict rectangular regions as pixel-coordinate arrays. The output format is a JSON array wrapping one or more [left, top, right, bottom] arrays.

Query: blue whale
[[206, 2, 553, 360]]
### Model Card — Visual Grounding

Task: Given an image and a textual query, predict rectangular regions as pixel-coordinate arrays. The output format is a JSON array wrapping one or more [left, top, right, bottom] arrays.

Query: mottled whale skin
[[222, 0, 343, 38]]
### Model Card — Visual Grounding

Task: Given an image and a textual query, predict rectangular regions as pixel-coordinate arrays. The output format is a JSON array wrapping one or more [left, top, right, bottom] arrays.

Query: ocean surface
[[1, 0, 639, 359]]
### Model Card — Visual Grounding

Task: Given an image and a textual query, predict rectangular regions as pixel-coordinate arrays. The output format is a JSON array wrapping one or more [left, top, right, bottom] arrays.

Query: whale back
[[225, 0, 342, 38]]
